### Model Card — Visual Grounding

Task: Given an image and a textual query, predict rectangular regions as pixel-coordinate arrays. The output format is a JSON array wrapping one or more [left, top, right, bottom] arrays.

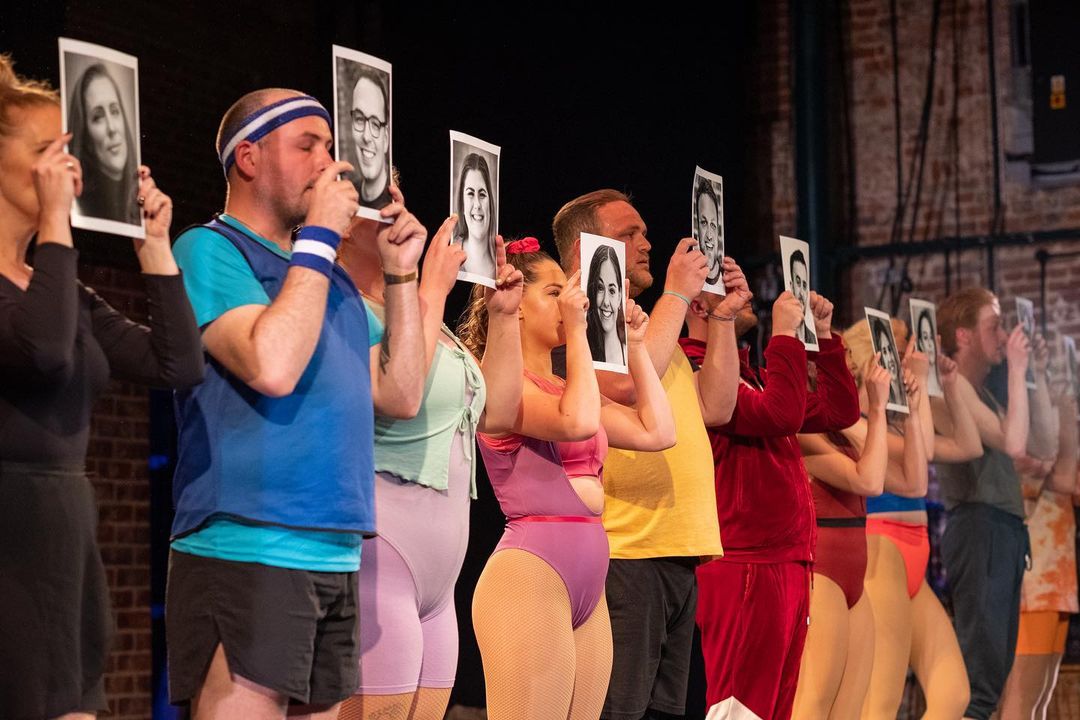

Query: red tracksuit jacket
[[679, 334, 860, 564]]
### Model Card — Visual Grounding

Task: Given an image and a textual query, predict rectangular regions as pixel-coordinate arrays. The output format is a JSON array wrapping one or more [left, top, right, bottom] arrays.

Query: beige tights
[[861, 533, 969, 720], [336, 688, 452, 720], [793, 574, 875, 720], [908, 579, 969, 719], [471, 549, 612, 720], [861, 533, 914, 719]]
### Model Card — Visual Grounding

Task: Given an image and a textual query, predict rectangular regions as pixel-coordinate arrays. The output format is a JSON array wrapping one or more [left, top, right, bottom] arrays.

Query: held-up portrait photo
[[449, 131, 500, 288], [692, 167, 725, 295], [332, 45, 392, 222], [1015, 297, 1037, 390], [909, 298, 943, 398], [59, 38, 143, 238], [865, 307, 909, 414], [580, 232, 628, 374], [779, 235, 819, 351]]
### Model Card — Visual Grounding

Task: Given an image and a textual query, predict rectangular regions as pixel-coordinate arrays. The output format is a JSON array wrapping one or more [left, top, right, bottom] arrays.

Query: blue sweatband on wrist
[[290, 225, 341, 279]]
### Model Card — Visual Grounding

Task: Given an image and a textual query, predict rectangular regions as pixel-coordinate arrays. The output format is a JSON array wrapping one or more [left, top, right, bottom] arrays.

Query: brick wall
[[78, 264, 155, 720], [753, 0, 1080, 364], [836, 0, 1080, 372], [754, 0, 1080, 713], [749, 3, 1080, 717], [12, 0, 1076, 716]]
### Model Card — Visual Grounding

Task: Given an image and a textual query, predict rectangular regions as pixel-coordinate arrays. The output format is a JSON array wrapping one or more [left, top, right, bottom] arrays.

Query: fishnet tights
[[472, 549, 612, 720], [336, 688, 451, 720]]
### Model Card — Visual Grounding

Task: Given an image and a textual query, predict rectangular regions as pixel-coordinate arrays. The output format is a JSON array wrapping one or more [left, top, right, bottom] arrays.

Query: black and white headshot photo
[[580, 232, 628, 374], [909, 298, 943, 398], [450, 131, 500, 288], [692, 167, 725, 295], [1016, 297, 1037, 390], [59, 38, 143, 238], [1065, 336, 1078, 401], [865, 307, 909, 414], [779, 235, 819, 351], [332, 45, 392, 222]]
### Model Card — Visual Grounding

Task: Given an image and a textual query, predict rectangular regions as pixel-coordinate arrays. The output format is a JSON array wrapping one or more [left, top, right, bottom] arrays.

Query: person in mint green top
[[165, 88, 430, 718], [336, 209, 525, 719]]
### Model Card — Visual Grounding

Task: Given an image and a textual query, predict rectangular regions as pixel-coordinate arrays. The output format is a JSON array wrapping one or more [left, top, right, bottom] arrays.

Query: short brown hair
[[0, 54, 59, 138], [551, 189, 630, 269], [938, 288, 996, 355]]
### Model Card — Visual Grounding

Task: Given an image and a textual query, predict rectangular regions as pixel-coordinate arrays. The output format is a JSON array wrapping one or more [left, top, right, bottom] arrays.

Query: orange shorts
[[1015, 610, 1070, 655]]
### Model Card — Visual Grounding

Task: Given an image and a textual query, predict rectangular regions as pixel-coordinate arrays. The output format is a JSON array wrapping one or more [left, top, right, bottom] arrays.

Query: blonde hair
[[843, 316, 908, 386], [938, 288, 996, 356], [0, 54, 59, 137]]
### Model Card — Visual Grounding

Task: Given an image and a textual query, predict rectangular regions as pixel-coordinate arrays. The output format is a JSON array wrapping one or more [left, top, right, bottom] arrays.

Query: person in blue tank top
[[166, 88, 429, 720]]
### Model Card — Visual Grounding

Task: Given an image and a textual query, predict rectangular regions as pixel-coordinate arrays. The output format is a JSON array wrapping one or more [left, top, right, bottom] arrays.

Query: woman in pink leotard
[[457, 238, 675, 720]]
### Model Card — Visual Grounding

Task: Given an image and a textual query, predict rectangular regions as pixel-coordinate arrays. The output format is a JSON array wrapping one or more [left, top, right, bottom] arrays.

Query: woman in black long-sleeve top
[[0, 54, 203, 719]]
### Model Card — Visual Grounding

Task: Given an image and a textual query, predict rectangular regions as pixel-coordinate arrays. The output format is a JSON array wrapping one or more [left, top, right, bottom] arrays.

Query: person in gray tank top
[[935, 287, 1058, 720]]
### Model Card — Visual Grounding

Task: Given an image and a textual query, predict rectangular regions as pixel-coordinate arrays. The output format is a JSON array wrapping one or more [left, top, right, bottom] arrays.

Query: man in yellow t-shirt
[[552, 189, 746, 720]]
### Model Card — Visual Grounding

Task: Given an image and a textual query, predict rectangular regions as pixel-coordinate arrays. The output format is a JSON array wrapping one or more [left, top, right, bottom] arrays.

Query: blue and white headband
[[218, 94, 332, 175]]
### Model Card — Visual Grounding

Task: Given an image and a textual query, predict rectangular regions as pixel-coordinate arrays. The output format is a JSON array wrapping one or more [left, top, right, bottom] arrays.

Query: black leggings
[[942, 502, 1029, 720]]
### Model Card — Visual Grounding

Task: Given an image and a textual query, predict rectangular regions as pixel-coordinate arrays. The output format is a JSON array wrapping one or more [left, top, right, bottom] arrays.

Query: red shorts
[[696, 559, 811, 720]]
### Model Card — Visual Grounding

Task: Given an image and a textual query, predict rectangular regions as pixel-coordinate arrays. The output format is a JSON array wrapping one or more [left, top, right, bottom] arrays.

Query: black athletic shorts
[[166, 550, 360, 706], [602, 556, 699, 720]]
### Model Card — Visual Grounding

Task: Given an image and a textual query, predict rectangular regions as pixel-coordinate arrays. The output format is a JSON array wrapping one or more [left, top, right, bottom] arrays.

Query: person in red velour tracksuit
[[679, 280, 860, 720]]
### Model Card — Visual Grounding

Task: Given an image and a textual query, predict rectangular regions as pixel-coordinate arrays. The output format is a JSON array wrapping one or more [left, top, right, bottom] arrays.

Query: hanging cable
[[879, 0, 944, 314]]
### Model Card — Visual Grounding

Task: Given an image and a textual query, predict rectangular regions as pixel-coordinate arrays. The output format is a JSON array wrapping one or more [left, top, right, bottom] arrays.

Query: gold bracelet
[[708, 312, 735, 322], [383, 270, 418, 285]]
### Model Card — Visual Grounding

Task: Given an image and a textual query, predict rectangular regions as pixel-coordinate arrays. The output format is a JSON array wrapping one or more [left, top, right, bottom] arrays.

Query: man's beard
[[277, 195, 307, 231], [627, 267, 653, 299]]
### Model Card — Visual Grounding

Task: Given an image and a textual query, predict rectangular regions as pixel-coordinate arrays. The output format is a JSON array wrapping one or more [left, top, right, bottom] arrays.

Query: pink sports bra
[[479, 369, 608, 480]]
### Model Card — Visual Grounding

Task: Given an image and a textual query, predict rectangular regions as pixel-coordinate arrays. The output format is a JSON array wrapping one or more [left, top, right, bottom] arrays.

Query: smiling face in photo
[[878, 328, 899, 379], [83, 72, 128, 179], [696, 190, 721, 282], [462, 167, 490, 242], [917, 312, 936, 366], [595, 257, 621, 334], [350, 75, 388, 192], [875, 323, 903, 402]]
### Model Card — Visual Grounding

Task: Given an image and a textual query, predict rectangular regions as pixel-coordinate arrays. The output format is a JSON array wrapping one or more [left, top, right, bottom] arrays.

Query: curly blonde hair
[[0, 54, 59, 138]]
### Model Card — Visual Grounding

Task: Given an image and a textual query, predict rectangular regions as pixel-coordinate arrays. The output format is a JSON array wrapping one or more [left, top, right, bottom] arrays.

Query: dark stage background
[[1, 2, 761, 715]]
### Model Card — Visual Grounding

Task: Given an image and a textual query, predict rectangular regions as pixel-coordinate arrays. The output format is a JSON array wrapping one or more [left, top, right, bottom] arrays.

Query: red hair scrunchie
[[506, 237, 540, 255]]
